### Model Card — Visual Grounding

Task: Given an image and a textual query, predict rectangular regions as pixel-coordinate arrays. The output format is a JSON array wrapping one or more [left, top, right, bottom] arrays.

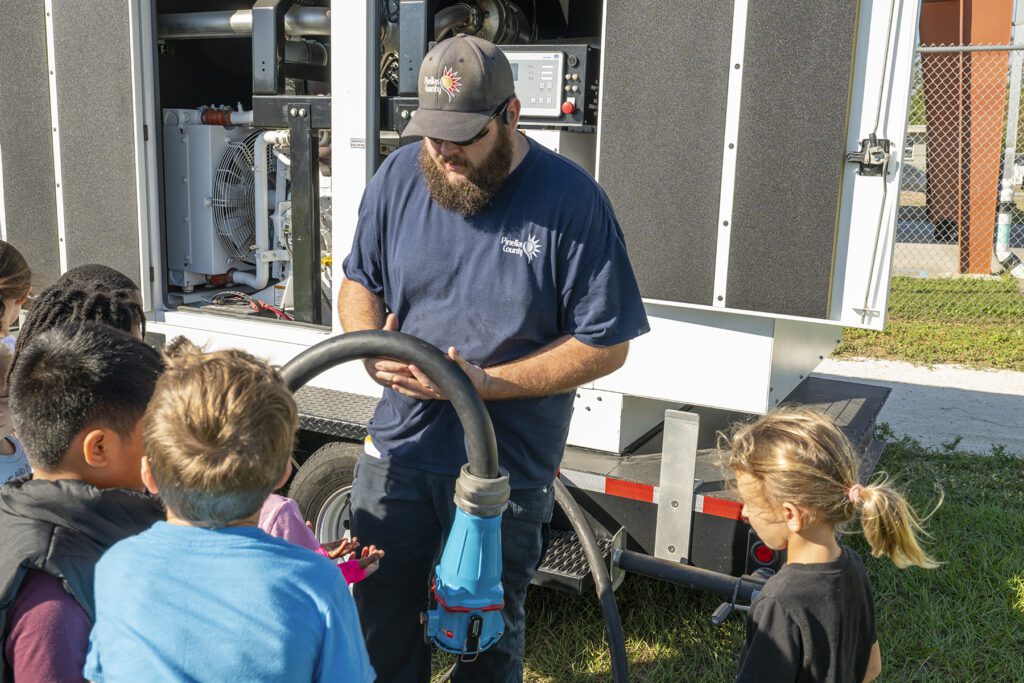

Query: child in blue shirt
[[85, 342, 374, 682]]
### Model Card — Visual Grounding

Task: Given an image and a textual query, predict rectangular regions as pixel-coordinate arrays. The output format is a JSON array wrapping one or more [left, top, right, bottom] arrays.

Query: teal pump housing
[[424, 463, 510, 656]]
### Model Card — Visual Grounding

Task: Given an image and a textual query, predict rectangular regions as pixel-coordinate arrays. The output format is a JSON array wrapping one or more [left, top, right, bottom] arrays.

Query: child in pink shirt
[[259, 493, 383, 584]]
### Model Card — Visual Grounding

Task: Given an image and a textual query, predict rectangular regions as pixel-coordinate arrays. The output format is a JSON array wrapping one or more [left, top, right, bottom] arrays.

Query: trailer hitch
[[710, 568, 773, 625]]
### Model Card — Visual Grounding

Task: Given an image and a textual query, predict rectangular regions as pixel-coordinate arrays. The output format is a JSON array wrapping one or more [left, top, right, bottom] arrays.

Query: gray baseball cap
[[402, 34, 515, 142]]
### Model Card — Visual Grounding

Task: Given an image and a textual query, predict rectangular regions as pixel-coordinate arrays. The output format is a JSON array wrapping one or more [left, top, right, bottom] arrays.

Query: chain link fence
[[894, 44, 1024, 323]]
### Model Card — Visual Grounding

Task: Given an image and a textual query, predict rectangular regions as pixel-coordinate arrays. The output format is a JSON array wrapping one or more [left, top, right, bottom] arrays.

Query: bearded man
[[339, 34, 649, 682]]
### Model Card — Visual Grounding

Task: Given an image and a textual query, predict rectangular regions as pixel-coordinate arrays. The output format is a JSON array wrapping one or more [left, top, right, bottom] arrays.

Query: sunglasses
[[428, 99, 511, 147]]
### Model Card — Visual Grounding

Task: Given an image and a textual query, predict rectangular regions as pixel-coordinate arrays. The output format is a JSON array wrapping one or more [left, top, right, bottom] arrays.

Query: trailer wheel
[[289, 440, 362, 543]]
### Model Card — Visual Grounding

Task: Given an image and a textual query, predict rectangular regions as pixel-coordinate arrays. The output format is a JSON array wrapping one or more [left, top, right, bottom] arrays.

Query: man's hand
[[363, 314, 416, 389], [392, 346, 487, 401]]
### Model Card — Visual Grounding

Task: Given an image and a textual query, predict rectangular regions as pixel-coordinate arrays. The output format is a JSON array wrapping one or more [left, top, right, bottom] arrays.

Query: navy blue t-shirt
[[343, 137, 649, 487]]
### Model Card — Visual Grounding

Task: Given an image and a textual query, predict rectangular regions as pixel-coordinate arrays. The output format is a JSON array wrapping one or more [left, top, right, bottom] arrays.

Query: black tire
[[289, 440, 361, 543]]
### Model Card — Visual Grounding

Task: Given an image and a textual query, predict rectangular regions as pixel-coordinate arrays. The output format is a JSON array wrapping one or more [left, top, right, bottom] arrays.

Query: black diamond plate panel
[[295, 386, 378, 440], [532, 529, 613, 593]]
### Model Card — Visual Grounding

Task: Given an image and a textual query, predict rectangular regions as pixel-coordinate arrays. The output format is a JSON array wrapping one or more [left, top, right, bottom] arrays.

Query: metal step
[[532, 529, 615, 594], [294, 385, 377, 441]]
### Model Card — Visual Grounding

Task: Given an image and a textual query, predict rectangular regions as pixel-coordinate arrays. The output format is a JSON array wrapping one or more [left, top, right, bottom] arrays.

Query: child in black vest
[[727, 407, 939, 683], [0, 324, 164, 682]]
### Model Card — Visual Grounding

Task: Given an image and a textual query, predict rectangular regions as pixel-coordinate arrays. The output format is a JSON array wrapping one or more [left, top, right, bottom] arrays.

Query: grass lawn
[[433, 431, 1024, 681], [835, 276, 1024, 371]]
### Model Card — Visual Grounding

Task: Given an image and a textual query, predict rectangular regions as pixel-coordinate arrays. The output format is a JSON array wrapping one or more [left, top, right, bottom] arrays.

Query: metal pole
[[614, 549, 765, 604], [288, 106, 324, 325], [997, 0, 1024, 277], [916, 44, 1023, 53], [156, 7, 330, 40]]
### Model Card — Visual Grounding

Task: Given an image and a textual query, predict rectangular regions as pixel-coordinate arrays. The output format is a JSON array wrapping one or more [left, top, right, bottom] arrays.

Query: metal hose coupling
[[454, 463, 510, 517]]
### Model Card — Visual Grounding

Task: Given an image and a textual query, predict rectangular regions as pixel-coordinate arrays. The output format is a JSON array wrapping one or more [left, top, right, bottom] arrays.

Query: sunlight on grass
[[836, 276, 1024, 370], [429, 434, 1024, 681], [1011, 575, 1024, 617]]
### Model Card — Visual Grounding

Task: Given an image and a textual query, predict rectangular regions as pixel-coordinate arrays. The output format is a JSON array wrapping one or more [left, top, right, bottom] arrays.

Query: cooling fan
[[210, 130, 277, 261]]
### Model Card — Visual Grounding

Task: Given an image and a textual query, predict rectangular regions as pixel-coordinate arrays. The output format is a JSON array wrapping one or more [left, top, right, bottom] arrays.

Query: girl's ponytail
[[858, 474, 940, 569]]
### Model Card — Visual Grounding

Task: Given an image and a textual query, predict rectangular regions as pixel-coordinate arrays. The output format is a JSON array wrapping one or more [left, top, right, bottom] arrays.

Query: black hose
[[552, 478, 629, 682], [279, 330, 500, 480], [615, 550, 762, 604]]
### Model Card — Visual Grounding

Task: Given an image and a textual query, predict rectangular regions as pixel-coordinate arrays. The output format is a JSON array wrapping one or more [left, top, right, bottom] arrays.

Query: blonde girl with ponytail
[[727, 407, 939, 683]]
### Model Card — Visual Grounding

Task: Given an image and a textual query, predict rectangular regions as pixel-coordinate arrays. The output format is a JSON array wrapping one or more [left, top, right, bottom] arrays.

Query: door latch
[[846, 134, 892, 177]]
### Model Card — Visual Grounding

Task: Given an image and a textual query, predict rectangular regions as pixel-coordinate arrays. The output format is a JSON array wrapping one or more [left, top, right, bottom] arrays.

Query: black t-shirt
[[736, 547, 877, 683]]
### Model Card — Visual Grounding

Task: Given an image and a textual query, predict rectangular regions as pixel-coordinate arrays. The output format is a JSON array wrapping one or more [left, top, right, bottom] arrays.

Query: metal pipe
[[916, 44, 1022, 53], [434, 4, 479, 41], [157, 7, 330, 40], [614, 549, 764, 604], [284, 39, 328, 66], [232, 130, 287, 291], [200, 109, 253, 126], [996, 0, 1024, 279]]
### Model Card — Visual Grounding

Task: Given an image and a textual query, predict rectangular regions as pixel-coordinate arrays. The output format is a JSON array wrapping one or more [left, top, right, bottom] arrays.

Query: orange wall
[[920, 0, 1012, 273]]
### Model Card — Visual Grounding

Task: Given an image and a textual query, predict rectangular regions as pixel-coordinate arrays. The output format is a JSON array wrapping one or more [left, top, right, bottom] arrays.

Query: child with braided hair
[[55, 263, 142, 295], [8, 266, 145, 384], [0, 241, 32, 484], [727, 407, 939, 683]]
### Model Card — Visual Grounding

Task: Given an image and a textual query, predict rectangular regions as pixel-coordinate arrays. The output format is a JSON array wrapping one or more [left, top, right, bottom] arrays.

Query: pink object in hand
[[314, 546, 367, 584]]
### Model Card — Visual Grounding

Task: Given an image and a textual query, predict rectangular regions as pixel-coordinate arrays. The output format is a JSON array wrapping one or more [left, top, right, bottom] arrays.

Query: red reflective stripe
[[432, 585, 504, 613], [700, 496, 744, 520], [604, 478, 655, 503]]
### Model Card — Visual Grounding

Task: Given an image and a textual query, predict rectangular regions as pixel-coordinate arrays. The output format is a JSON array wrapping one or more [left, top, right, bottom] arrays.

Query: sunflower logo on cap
[[440, 66, 461, 102]]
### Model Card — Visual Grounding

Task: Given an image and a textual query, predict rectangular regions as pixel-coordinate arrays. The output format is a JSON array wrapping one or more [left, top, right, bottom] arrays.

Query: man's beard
[[419, 131, 513, 217]]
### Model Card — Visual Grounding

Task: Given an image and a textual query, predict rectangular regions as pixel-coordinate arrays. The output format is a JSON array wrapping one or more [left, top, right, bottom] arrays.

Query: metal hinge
[[143, 124, 149, 141], [846, 134, 892, 177]]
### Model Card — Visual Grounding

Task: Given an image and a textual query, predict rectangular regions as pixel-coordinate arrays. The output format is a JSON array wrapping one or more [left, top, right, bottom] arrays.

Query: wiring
[[210, 291, 293, 321]]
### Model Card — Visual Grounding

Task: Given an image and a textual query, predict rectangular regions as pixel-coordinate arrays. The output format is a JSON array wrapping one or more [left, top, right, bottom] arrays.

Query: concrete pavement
[[812, 357, 1024, 456]]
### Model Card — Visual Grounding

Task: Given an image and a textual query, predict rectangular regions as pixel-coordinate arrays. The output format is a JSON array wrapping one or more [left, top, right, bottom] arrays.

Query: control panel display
[[504, 51, 565, 119]]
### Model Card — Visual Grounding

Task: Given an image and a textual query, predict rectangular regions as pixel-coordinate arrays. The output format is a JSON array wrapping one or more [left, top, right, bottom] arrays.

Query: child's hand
[[357, 545, 385, 578], [323, 536, 360, 561], [307, 521, 360, 560]]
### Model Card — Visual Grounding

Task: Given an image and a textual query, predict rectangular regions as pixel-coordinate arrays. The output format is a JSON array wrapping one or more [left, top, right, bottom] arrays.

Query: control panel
[[500, 44, 598, 132]]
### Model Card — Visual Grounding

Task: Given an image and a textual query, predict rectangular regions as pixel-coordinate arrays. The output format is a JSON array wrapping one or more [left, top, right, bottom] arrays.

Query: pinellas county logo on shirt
[[501, 234, 542, 263], [424, 66, 461, 102]]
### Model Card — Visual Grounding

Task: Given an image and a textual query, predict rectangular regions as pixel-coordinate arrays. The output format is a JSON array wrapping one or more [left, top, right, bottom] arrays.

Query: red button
[[561, 101, 575, 115]]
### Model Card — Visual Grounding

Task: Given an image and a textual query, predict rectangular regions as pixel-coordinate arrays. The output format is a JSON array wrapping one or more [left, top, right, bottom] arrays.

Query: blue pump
[[279, 331, 510, 660], [424, 509, 505, 655], [424, 461, 510, 657]]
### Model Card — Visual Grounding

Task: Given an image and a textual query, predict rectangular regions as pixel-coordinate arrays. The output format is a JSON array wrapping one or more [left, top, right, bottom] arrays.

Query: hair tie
[[847, 484, 863, 505]]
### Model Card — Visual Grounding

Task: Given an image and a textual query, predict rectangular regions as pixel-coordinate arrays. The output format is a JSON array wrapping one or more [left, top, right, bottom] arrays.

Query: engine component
[[211, 130, 277, 260], [200, 108, 253, 126], [434, 3, 483, 41], [157, 7, 330, 40], [433, 0, 530, 44], [475, 0, 531, 44], [163, 109, 266, 288]]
